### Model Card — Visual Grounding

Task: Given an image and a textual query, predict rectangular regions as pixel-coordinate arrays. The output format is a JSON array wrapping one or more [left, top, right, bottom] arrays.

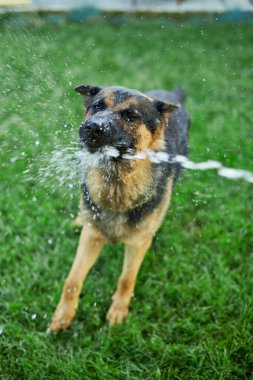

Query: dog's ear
[[154, 100, 179, 115], [74, 84, 103, 97]]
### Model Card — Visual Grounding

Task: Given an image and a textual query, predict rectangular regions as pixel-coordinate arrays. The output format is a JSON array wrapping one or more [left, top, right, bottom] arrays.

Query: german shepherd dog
[[50, 85, 190, 331]]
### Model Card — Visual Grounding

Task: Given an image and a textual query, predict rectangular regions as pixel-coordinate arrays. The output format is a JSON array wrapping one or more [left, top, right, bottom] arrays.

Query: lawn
[[0, 16, 253, 379]]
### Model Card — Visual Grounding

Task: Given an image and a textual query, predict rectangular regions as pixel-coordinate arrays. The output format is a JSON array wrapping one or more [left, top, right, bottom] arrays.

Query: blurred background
[[1, 0, 253, 28], [1, 0, 253, 12]]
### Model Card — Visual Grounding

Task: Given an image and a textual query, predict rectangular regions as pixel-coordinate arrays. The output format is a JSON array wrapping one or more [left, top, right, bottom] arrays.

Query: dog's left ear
[[154, 100, 179, 115], [74, 84, 103, 97]]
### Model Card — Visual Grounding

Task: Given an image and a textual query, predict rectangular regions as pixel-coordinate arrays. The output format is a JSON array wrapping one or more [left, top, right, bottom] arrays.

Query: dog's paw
[[50, 302, 76, 332], [106, 301, 129, 326]]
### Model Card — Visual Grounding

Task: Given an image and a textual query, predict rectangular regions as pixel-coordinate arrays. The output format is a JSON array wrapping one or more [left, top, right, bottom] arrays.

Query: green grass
[[0, 18, 253, 379]]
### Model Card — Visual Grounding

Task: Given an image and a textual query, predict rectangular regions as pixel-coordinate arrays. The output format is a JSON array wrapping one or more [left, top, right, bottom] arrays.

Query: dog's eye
[[92, 101, 105, 112], [121, 109, 139, 123]]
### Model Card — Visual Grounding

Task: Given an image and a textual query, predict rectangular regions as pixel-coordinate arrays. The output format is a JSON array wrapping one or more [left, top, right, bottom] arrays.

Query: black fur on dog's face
[[75, 85, 178, 155]]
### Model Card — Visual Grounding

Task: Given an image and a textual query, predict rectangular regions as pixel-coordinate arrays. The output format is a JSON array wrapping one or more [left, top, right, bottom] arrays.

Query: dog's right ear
[[74, 84, 103, 97]]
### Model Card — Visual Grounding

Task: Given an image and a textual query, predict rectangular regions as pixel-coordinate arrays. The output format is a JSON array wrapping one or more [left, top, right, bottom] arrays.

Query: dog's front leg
[[50, 226, 105, 332], [107, 235, 152, 326]]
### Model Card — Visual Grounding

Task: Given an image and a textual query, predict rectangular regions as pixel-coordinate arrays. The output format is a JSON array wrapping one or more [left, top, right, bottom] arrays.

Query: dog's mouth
[[81, 142, 136, 161], [81, 140, 132, 154]]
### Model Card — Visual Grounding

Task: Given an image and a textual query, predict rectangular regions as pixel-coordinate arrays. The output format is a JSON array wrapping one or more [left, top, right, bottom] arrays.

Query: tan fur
[[50, 225, 105, 331], [149, 126, 166, 150], [104, 91, 115, 107], [113, 98, 139, 110], [103, 91, 139, 110], [107, 234, 153, 325], [85, 159, 154, 212]]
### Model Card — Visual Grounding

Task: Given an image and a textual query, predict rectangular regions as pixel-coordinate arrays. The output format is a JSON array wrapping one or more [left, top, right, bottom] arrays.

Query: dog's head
[[75, 85, 178, 156]]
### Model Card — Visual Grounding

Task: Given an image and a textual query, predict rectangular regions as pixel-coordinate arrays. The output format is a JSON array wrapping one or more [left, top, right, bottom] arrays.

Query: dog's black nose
[[80, 120, 114, 151], [85, 121, 105, 140]]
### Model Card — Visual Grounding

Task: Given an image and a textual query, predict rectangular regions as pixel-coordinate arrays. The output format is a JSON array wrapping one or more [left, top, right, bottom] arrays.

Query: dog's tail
[[172, 86, 186, 105]]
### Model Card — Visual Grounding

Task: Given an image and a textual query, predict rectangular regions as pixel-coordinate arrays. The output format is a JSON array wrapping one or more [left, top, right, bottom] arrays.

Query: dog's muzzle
[[80, 120, 113, 150], [79, 117, 136, 154]]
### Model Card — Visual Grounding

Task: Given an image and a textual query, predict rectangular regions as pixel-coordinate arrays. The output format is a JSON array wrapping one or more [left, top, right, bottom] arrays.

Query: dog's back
[[146, 87, 186, 105]]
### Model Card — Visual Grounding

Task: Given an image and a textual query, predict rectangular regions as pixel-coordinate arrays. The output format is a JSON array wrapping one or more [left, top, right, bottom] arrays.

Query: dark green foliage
[[0, 19, 252, 379]]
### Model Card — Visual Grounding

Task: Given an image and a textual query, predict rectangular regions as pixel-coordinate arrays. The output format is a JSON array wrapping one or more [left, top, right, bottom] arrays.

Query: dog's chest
[[81, 161, 171, 240], [81, 183, 125, 237], [95, 209, 129, 240]]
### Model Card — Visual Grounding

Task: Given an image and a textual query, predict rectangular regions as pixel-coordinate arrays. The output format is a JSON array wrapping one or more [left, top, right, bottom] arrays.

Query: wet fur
[[50, 85, 190, 331]]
